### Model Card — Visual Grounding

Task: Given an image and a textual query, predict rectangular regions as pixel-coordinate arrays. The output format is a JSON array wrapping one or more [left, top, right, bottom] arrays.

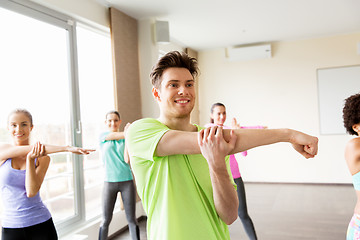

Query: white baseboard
[[60, 202, 146, 240]]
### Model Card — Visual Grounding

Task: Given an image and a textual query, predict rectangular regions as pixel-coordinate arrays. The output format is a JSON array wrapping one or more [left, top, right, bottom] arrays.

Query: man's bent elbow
[[224, 212, 238, 225]]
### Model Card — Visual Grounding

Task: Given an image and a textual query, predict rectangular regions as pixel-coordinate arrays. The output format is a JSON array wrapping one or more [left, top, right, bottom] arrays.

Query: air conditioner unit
[[226, 43, 272, 61]]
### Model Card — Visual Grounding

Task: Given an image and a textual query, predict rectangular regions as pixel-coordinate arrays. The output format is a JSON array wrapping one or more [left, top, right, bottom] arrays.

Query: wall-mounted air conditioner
[[225, 43, 272, 61]]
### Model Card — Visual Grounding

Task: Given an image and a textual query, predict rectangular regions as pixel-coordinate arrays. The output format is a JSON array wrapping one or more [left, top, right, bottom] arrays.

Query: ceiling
[[100, 0, 360, 51]]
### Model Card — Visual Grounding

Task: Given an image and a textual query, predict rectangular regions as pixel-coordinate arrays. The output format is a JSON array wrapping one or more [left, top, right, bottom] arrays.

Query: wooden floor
[[111, 183, 356, 240]]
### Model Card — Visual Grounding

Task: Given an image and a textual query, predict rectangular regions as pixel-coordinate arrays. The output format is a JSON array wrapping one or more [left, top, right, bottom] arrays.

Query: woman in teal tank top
[[343, 93, 360, 240], [98, 111, 139, 240]]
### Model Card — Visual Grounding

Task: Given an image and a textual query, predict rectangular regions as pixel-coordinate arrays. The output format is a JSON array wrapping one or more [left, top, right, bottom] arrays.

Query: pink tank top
[[204, 123, 264, 179]]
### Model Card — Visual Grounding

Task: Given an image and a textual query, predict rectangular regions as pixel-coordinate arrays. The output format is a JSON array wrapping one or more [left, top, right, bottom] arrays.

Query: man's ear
[[152, 87, 161, 101]]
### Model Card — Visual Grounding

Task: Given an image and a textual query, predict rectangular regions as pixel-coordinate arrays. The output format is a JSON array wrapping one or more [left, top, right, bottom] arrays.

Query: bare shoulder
[[0, 143, 12, 150], [0, 143, 12, 165], [346, 137, 360, 151]]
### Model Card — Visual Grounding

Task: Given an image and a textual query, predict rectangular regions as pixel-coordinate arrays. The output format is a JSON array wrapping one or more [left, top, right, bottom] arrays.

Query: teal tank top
[[99, 132, 133, 182], [352, 172, 360, 190]]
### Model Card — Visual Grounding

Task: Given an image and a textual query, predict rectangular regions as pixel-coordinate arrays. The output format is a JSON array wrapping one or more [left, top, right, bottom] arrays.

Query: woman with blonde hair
[[0, 109, 94, 240]]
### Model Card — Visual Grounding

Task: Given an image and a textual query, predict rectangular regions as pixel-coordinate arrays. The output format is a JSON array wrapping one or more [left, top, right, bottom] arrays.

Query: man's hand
[[198, 126, 237, 168], [289, 130, 318, 158]]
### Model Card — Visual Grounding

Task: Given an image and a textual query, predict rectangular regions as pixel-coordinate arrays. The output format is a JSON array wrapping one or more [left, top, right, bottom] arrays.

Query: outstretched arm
[[198, 126, 239, 224], [156, 128, 318, 158], [0, 143, 95, 163], [123, 123, 131, 164], [104, 132, 125, 141], [45, 145, 95, 155], [0, 144, 32, 163], [227, 128, 317, 158]]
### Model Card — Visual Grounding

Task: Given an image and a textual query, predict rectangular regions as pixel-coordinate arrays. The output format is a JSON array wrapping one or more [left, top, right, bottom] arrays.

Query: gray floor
[[111, 183, 356, 240]]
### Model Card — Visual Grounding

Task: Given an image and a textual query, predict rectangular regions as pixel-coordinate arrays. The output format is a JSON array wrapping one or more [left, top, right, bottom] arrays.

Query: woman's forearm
[[105, 132, 125, 141], [0, 144, 70, 160], [43, 144, 70, 154], [0, 144, 93, 164], [25, 159, 41, 197]]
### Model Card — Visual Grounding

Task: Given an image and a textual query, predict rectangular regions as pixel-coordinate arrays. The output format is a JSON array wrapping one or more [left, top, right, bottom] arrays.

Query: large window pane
[[77, 25, 115, 220], [0, 1, 116, 236], [0, 6, 77, 225]]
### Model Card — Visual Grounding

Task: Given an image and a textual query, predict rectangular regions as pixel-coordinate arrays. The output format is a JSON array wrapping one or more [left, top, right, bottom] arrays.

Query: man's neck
[[158, 114, 196, 132]]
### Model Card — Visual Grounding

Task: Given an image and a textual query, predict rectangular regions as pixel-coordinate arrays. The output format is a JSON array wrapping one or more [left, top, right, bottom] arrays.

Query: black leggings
[[98, 180, 139, 240], [234, 177, 257, 240], [2, 218, 58, 240]]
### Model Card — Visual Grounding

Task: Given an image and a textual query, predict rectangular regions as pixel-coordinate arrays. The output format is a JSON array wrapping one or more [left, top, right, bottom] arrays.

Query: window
[[77, 25, 114, 220], [0, 0, 114, 236]]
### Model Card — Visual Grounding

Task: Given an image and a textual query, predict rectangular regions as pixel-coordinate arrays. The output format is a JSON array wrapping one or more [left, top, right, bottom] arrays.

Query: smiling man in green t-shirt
[[126, 51, 318, 240]]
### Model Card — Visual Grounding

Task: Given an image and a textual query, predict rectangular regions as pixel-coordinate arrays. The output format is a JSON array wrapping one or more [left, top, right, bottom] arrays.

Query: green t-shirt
[[99, 132, 133, 182], [127, 118, 235, 240]]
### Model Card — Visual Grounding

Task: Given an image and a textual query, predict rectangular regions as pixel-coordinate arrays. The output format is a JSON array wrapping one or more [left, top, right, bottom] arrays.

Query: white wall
[[138, 18, 185, 118], [198, 33, 360, 184], [138, 19, 161, 118]]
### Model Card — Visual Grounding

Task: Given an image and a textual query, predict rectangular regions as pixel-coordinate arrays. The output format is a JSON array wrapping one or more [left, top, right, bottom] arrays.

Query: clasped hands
[[198, 126, 237, 168]]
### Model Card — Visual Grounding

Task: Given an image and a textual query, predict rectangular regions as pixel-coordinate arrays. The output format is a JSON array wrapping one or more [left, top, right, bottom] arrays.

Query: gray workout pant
[[98, 180, 139, 240], [235, 177, 257, 240]]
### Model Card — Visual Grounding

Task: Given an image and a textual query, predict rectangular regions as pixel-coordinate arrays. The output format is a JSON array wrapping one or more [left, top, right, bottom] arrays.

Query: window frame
[[0, 0, 112, 236]]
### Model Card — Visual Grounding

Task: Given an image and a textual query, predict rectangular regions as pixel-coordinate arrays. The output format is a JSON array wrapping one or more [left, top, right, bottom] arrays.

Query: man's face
[[153, 67, 195, 119]]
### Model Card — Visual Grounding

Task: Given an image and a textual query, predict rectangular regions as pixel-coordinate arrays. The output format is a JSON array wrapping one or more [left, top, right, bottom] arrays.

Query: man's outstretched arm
[[156, 128, 318, 158]]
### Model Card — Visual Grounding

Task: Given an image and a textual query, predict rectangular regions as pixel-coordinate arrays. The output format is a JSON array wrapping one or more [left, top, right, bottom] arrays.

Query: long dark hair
[[210, 102, 225, 123], [106, 110, 121, 120]]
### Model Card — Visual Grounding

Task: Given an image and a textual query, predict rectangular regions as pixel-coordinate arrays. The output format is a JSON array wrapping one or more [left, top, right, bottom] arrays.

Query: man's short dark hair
[[150, 51, 199, 89], [343, 92, 360, 135]]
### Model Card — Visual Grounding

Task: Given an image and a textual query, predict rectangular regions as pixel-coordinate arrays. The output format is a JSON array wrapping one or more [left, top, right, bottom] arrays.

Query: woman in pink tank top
[[206, 103, 266, 240]]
